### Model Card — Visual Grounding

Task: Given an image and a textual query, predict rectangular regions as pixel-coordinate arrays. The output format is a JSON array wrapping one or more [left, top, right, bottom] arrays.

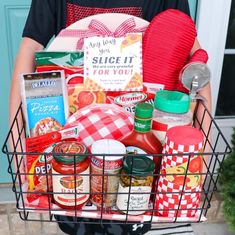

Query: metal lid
[[123, 155, 155, 175], [154, 90, 190, 114], [91, 139, 126, 161], [53, 141, 87, 164]]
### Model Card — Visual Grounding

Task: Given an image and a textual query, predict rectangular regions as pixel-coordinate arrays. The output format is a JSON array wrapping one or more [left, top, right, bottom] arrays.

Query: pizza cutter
[[179, 62, 211, 113]]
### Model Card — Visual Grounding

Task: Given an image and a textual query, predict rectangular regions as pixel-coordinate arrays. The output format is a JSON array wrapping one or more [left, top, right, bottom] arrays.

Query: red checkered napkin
[[155, 177, 201, 217], [65, 104, 134, 148]]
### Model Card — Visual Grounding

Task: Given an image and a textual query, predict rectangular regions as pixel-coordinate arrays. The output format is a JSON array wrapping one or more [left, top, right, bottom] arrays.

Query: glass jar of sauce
[[116, 155, 155, 215], [52, 141, 90, 210]]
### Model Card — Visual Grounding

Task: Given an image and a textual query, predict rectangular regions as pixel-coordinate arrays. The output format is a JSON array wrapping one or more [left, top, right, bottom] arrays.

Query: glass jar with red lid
[[52, 141, 90, 210]]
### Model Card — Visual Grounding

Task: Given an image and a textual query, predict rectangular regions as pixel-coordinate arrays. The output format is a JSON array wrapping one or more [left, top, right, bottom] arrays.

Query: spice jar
[[152, 90, 192, 145], [116, 155, 155, 215], [90, 139, 126, 208], [52, 141, 90, 210]]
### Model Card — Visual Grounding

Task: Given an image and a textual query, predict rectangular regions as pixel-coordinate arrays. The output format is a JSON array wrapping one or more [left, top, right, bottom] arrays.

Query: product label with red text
[[52, 167, 90, 207]]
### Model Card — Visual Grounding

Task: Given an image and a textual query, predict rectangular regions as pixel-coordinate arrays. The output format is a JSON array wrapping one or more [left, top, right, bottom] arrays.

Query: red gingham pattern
[[155, 177, 201, 217], [60, 16, 147, 50], [65, 104, 133, 148]]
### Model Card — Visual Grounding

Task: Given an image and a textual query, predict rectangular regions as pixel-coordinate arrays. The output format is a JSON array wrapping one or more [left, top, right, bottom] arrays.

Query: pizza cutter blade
[[180, 62, 211, 101]]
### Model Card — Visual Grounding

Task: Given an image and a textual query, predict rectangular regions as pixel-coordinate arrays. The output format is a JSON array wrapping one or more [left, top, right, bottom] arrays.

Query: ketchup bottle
[[120, 102, 162, 173]]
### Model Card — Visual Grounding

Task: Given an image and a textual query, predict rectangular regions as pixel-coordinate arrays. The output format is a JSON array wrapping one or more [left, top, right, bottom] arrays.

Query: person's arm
[[9, 37, 43, 182], [10, 37, 43, 124]]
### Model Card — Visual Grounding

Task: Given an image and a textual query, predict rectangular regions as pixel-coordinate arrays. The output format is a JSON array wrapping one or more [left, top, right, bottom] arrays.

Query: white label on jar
[[126, 146, 152, 160], [52, 167, 90, 207], [116, 184, 151, 215]]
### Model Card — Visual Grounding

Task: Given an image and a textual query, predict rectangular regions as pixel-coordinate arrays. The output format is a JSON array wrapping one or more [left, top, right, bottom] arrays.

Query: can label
[[52, 167, 90, 206], [91, 156, 123, 170], [116, 184, 151, 215], [90, 162, 121, 207]]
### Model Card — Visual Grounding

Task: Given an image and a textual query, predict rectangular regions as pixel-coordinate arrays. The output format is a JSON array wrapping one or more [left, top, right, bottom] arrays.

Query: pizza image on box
[[33, 117, 62, 136]]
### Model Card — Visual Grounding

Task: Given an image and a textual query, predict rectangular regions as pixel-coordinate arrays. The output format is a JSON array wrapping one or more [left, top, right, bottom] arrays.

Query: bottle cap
[[91, 139, 126, 161], [154, 90, 190, 114], [135, 102, 154, 119], [123, 155, 155, 175]]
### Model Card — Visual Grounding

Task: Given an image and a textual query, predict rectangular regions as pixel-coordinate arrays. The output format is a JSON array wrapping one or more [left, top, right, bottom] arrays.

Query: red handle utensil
[[26, 126, 79, 152]]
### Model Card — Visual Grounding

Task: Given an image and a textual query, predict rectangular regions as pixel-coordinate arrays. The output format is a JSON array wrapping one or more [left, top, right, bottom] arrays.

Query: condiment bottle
[[116, 155, 155, 215], [52, 141, 90, 210], [120, 102, 162, 172], [90, 139, 126, 208], [152, 90, 192, 145]]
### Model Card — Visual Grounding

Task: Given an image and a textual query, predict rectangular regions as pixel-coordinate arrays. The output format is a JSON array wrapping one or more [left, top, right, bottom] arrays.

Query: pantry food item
[[26, 144, 55, 203], [35, 51, 84, 77], [52, 141, 90, 209], [33, 117, 62, 136], [152, 90, 192, 145], [67, 74, 106, 115], [21, 71, 68, 137], [120, 102, 162, 172], [90, 139, 126, 208], [116, 155, 155, 215], [105, 82, 164, 114]]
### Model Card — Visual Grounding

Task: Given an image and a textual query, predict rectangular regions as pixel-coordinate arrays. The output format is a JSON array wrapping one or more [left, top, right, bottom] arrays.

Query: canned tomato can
[[52, 141, 90, 210], [90, 139, 126, 208]]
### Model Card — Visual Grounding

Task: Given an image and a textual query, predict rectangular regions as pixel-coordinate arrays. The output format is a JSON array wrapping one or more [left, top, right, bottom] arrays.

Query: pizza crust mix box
[[21, 71, 68, 137]]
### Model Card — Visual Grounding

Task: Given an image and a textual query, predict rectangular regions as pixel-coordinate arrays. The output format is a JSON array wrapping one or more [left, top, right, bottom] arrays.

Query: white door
[[197, 0, 235, 145]]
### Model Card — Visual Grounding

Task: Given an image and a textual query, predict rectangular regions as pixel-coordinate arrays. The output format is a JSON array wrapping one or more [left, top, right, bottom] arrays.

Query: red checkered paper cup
[[65, 104, 134, 149], [155, 176, 201, 217], [155, 126, 204, 217], [161, 126, 204, 170]]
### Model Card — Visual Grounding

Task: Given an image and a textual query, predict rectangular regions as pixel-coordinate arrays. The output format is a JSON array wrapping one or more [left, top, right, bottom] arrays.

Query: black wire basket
[[1, 101, 232, 225]]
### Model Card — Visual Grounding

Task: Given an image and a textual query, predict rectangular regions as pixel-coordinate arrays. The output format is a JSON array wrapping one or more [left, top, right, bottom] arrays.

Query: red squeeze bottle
[[120, 103, 162, 173]]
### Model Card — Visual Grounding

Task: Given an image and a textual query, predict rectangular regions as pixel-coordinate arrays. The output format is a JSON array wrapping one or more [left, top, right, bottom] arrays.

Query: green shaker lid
[[123, 155, 155, 175], [154, 90, 190, 114], [135, 102, 154, 119]]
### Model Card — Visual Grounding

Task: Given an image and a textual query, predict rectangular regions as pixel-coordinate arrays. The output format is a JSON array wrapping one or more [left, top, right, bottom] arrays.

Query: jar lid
[[91, 139, 126, 161], [135, 102, 154, 119], [53, 141, 87, 164], [154, 90, 190, 114], [123, 156, 155, 175], [165, 126, 204, 151]]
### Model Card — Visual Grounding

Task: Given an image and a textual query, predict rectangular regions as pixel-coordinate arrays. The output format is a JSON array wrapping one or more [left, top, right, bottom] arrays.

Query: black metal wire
[[1, 101, 232, 224]]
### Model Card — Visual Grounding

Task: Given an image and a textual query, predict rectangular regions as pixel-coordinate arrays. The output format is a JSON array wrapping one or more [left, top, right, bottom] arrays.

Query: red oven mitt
[[143, 9, 204, 91]]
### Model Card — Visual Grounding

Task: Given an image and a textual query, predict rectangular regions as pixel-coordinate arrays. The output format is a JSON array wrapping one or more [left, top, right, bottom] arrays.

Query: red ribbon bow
[[58, 18, 147, 50]]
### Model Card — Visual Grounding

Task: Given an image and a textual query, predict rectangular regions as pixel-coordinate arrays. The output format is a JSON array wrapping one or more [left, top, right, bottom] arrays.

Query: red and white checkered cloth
[[65, 104, 134, 149]]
